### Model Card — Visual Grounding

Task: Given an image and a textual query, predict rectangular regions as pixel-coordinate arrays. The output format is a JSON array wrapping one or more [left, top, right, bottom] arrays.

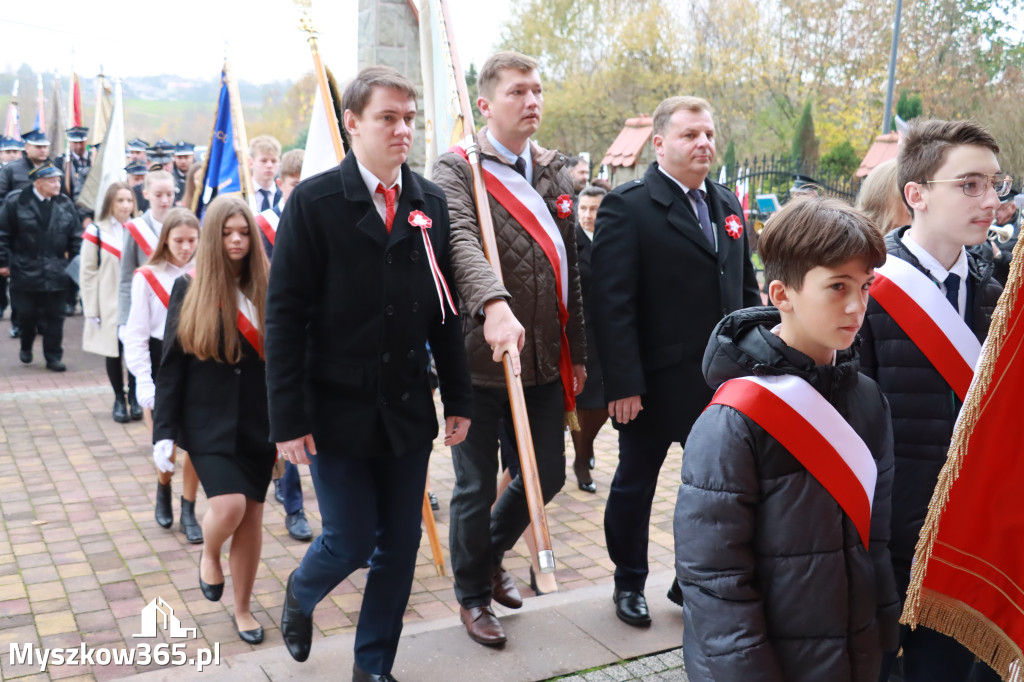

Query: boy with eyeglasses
[[860, 119, 1007, 682]]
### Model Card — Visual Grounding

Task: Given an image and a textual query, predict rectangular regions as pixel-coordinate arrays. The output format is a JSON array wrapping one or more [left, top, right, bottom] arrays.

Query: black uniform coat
[[0, 153, 73, 200], [0, 188, 82, 292], [153, 276, 274, 458], [591, 162, 760, 442], [265, 154, 473, 458]]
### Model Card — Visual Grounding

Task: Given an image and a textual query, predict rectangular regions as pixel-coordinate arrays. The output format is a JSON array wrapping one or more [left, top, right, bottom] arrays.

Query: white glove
[[87, 317, 101, 327], [118, 325, 126, 343], [136, 378, 156, 410], [153, 440, 175, 473]]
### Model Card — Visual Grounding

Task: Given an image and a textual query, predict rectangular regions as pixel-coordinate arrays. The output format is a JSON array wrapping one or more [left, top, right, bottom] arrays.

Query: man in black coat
[[0, 163, 82, 371], [266, 66, 472, 682], [590, 95, 760, 626], [0, 129, 73, 200]]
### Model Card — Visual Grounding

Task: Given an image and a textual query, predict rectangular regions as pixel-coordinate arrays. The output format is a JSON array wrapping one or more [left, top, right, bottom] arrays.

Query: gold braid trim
[[902, 238, 1024, 679], [564, 409, 580, 432], [909, 589, 1023, 681]]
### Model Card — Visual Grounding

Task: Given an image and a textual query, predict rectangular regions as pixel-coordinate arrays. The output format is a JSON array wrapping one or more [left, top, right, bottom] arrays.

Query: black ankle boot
[[127, 391, 143, 421], [180, 497, 203, 544], [155, 482, 173, 529]]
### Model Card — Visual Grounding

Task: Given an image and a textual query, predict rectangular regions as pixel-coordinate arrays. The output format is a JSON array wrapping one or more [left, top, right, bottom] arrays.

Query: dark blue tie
[[688, 188, 715, 245], [259, 188, 271, 212], [944, 273, 960, 313]]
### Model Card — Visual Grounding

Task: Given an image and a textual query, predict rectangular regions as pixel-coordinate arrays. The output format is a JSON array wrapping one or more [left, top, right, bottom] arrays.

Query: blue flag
[[196, 68, 242, 218]]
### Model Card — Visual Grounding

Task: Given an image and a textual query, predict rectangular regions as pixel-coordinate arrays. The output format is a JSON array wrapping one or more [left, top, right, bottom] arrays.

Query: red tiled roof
[[856, 132, 899, 177], [601, 116, 653, 167]]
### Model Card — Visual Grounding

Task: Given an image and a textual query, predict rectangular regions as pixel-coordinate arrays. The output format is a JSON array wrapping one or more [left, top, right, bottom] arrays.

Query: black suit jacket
[[574, 224, 604, 410], [153, 277, 274, 456], [264, 154, 473, 457], [591, 162, 760, 441]]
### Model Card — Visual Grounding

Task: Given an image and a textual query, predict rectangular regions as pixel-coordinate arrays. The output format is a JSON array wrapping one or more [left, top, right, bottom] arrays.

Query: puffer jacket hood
[[702, 305, 860, 397]]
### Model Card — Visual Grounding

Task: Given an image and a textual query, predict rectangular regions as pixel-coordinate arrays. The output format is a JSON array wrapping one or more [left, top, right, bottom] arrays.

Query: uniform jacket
[[0, 153, 73, 200], [154, 276, 273, 456], [0, 188, 81, 292], [858, 225, 1002, 569], [676, 307, 899, 682], [590, 162, 760, 441], [431, 127, 586, 388], [172, 165, 187, 204], [265, 155, 473, 457], [80, 218, 122, 356]]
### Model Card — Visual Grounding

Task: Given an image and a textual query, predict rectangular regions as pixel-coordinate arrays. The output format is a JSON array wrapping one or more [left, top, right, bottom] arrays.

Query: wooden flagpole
[[439, 0, 555, 573], [295, 1, 345, 163]]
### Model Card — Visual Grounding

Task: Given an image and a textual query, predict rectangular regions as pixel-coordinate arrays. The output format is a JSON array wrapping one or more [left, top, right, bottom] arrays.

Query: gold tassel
[[564, 409, 580, 432]]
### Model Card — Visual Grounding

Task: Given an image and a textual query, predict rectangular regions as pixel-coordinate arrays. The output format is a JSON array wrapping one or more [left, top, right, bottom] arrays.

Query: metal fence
[[721, 156, 862, 205]]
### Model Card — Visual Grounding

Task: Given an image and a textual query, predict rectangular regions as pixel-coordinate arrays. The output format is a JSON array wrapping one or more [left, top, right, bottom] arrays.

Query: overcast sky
[[0, 0, 511, 85]]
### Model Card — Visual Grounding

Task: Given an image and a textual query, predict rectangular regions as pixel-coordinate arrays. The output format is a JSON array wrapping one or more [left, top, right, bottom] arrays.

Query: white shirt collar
[[486, 129, 533, 184], [32, 187, 50, 202], [355, 158, 402, 199], [657, 165, 706, 196], [900, 230, 969, 283]]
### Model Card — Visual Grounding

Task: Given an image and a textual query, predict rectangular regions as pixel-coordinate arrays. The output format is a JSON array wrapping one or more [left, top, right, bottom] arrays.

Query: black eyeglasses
[[923, 173, 1013, 198]]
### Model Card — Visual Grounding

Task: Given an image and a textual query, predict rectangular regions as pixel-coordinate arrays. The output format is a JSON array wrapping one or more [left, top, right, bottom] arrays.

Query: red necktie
[[375, 183, 397, 233]]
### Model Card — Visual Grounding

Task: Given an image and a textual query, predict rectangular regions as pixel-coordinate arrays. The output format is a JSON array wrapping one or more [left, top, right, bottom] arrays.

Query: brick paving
[[0, 313, 685, 680]]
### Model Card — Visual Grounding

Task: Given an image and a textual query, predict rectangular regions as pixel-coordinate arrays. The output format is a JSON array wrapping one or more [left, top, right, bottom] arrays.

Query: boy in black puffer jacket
[[859, 119, 1004, 682], [675, 196, 899, 682]]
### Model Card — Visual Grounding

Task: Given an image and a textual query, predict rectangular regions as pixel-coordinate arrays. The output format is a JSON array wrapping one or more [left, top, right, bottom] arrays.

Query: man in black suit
[[266, 66, 472, 682], [591, 95, 760, 626]]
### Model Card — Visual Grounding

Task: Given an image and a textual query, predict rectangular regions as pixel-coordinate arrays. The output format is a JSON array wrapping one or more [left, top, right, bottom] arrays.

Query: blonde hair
[[248, 135, 281, 160], [147, 208, 200, 267], [856, 159, 905, 234], [176, 196, 269, 363], [143, 169, 174, 192], [478, 51, 539, 99], [279, 149, 305, 179], [652, 96, 713, 137]]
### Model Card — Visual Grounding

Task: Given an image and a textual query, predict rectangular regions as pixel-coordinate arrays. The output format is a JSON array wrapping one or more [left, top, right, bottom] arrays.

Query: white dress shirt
[[487, 129, 533, 185], [900, 231, 969, 319], [356, 159, 403, 224]]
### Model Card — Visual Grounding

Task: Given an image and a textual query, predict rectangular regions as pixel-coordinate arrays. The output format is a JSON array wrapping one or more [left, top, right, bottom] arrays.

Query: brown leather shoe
[[460, 605, 507, 646], [491, 565, 523, 609]]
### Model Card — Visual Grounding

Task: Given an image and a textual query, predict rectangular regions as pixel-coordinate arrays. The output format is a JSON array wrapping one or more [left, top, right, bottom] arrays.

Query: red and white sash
[[869, 255, 981, 401], [709, 374, 877, 548], [125, 217, 159, 257], [137, 265, 172, 308], [83, 224, 122, 260], [450, 144, 576, 415], [235, 289, 263, 358], [255, 209, 279, 247]]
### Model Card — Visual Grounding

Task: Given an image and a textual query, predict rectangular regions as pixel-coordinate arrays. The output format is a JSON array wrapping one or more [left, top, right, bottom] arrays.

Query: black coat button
[[410, 251, 420, 261], [407, 349, 416, 360], [411, 301, 419, 312], [385, 305, 394, 315], [382, 353, 391, 363], [380, 397, 389, 407], [400, 392, 410, 402], [386, 253, 393, 264]]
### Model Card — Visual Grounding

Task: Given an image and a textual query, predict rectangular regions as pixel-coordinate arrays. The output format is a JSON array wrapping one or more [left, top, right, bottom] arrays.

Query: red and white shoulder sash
[[869, 255, 981, 401], [235, 289, 263, 358], [125, 218, 159, 257], [137, 265, 172, 309], [255, 209, 279, 247], [450, 144, 576, 414], [83, 224, 122, 260], [709, 374, 877, 549]]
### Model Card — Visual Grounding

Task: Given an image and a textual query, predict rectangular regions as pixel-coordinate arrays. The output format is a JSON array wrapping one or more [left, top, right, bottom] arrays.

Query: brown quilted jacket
[[432, 128, 586, 388]]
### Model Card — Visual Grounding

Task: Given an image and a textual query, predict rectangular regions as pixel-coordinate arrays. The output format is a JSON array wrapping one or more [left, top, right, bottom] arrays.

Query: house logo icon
[[133, 597, 197, 639]]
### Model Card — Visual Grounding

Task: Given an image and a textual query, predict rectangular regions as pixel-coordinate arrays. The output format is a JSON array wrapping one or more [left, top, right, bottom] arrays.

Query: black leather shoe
[[286, 510, 313, 541], [9, 326, 20, 338], [198, 550, 224, 602], [428, 491, 439, 511], [613, 589, 651, 627], [154, 481, 173, 529], [232, 616, 264, 645], [18, 349, 31, 364], [353, 663, 400, 682], [273, 479, 285, 504], [128, 394, 143, 421], [281, 570, 313, 662], [45, 360, 66, 372], [180, 497, 203, 544], [667, 579, 684, 607], [578, 480, 597, 493], [112, 399, 130, 424]]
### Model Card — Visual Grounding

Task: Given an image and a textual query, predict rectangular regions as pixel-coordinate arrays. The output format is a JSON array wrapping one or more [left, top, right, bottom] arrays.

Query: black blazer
[[574, 224, 604, 410], [264, 154, 472, 457], [153, 277, 274, 456], [590, 162, 760, 441]]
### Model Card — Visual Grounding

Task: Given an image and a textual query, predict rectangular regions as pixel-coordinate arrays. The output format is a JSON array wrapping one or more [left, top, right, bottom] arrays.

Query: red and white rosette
[[556, 194, 572, 219], [725, 214, 743, 239], [409, 210, 457, 323]]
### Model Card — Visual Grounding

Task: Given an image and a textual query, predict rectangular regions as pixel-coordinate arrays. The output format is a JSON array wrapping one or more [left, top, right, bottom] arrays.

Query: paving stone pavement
[[0, 313, 686, 681]]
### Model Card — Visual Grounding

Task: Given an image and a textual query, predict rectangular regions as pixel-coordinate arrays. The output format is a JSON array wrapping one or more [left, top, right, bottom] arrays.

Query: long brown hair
[[147, 208, 200, 267], [98, 182, 136, 223], [177, 195, 269, 363]]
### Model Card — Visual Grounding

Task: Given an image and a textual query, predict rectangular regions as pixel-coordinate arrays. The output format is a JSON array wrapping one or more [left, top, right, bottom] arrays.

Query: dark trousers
[[291, 446, 430, 675], [11, 289, 66, 362], [449, 381, 566, 608], [279, 461, 304, 515], [604, 426, 676, 591]]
